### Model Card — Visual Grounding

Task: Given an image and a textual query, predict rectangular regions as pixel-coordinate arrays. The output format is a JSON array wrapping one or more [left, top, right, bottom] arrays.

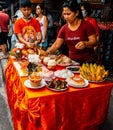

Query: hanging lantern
[[30, 0, 43, 4]]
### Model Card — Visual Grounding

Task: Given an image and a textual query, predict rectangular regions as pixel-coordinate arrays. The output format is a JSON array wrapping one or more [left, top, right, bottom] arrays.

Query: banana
[[80, 63, 109, 81]]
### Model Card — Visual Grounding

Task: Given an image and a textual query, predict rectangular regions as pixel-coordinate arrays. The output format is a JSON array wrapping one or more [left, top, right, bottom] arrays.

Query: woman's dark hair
[[36, 3, 45, 16], [63, 0, 83, 19], [36, 3, 44, 10], [80, 2, 91, 16], [20, 0, 32, 8]]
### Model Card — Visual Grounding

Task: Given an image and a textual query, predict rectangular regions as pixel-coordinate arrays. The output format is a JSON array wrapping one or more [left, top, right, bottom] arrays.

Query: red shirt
[[57, 20, 96, 63], [87, 17, 100, 36], [0, 11, 10, 32], [14, 18, 41, 42]]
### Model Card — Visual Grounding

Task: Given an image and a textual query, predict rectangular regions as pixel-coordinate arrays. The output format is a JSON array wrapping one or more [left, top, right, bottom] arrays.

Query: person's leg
[[7, 36, 12, 51], [0, 44, 8, 58], [0, 33, 4, 59], [0, 32, 8, 59]]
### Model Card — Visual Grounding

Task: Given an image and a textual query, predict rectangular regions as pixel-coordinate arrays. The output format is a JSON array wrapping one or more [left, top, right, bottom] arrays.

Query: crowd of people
[[0, 0, 100, 64]]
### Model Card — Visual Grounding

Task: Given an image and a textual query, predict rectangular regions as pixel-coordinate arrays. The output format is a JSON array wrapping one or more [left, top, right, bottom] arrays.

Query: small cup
[[43, 57, 50, 65], [29, 72, 42, 87], [47, 59, 56, 70]]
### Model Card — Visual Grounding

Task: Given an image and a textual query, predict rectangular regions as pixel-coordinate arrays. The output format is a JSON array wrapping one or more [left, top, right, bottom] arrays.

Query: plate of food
[[79, 63, 109, 83], [24, 79, 46, 89], [68, 76, 89, 88], [54, 69, 74, 80], [56, 55, 73, 66], [66, 66, 80, 73], [57, 63, 72, 67], [46, 79, 68, 92]]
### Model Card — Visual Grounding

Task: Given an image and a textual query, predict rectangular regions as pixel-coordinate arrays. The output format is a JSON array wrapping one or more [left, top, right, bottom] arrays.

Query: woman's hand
[[41, 50, 47, 56], [37, 48, 47, 56], [26, 42, 35, 48], [75, 41, 85, 50], [41, 39, 45, 43]]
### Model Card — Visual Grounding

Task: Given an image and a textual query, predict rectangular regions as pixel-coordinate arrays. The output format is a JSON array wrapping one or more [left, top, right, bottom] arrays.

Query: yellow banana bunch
[[79, 63, 109, 81]]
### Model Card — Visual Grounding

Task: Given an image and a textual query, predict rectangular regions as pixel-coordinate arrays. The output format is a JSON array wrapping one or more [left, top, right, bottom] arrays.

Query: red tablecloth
[[5, 57, 113, 130]]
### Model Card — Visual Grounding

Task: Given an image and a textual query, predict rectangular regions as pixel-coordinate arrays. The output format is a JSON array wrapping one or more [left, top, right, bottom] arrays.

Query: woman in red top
[[80, 2, 100, 51], [44, 0, 97, 64]]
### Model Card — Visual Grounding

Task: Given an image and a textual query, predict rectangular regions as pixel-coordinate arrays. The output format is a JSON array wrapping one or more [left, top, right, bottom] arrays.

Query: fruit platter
[[9, 46, 45, 61], [79, 63, 109, 82]]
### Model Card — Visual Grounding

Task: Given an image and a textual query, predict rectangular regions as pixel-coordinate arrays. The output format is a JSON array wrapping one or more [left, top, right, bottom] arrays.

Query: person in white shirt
[[36, 4, 48, 50]]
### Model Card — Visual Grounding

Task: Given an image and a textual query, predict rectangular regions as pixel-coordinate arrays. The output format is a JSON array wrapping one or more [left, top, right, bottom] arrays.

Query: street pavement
[[99, 93, 113, 130], [0, 58, 13, 130], [0, 52, 113, 130]]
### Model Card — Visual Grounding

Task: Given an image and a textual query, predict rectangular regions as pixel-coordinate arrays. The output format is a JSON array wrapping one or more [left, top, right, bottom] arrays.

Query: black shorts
[[0, 32, 8, 45]]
